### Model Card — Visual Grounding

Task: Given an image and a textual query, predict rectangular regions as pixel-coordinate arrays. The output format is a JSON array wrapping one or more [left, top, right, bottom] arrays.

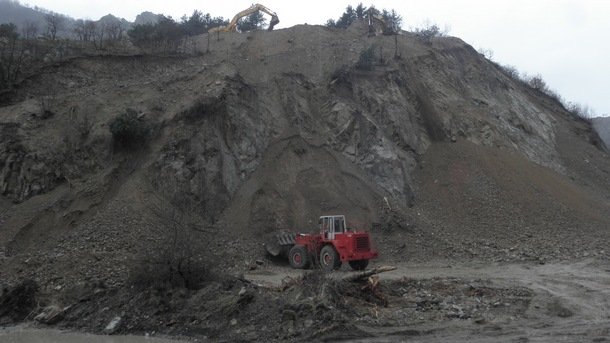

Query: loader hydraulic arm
[[210, 3, 280, 33]]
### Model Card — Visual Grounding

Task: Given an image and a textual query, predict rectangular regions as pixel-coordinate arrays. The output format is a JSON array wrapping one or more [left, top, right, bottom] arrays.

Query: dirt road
[[246, 259, 610, 342]]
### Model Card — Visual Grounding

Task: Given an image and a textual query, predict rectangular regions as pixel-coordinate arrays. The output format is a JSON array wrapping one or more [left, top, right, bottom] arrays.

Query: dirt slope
[[593, 116, 610, 150], [0, 21, 609, 341], [1, 21, 609, 274]]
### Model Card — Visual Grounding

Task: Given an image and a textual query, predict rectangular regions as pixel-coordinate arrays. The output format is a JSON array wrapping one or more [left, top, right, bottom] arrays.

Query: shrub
[[498, 64, 520, 80], [130, 182, 211, 290], [494, 63, 596, 122], [565, 102, 594, 121], [109, 108, 150, 149], [478, 48, 494, 61], [413, 21, 449, 44], [355, 46, 375, 70], [526, 74, 547, 92]]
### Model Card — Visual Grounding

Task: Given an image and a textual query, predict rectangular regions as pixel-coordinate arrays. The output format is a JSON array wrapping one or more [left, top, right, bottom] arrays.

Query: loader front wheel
[[320, 245, 341, 271], [289, 245, 310, 269], [348, 259, 369, 270]]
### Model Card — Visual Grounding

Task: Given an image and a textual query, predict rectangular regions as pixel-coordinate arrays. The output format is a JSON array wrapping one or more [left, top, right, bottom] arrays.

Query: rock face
[[0, 123, 63, 202], [134, 11, 161, 25], [0, 99, 99, 202], [148, 27, 568, 230], [592, 117, 610, 150], [0, 24, 608, 252]]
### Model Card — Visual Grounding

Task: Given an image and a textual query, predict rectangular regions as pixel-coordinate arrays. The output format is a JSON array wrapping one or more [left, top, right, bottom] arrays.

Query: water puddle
[[0, 327, 187, 343]]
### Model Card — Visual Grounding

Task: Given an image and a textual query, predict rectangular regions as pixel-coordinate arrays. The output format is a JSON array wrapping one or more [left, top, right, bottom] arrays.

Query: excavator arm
[[210, 3, 279, 33], [367, 9, 395, 35]]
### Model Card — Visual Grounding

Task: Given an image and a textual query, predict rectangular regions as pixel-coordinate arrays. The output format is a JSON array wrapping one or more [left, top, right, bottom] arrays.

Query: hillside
[[593, 116, 610, 150], [0, 0, 47, 27], [1, 22, 609, 341], [0, 0, 149, 38]]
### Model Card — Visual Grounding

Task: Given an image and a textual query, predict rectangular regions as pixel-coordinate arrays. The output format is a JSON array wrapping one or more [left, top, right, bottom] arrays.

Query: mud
[[0, 327, 186, 343], [246, 259, 610, 341]]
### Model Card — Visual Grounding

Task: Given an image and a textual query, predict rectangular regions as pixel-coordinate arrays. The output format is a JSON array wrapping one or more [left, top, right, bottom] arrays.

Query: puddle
[[0, 327, 187, 343]]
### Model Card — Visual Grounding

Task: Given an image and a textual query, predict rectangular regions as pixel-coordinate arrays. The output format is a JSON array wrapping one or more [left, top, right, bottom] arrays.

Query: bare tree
[[131, 179, 212, 289], [21, 21, 39, 40], [44, 13, 65, 40], [93, 22, 105, 50], [83, 20, 96, 42], [104, 20, 126, 41], [0, 23, 25, 89], [73, 19, 85, 41]]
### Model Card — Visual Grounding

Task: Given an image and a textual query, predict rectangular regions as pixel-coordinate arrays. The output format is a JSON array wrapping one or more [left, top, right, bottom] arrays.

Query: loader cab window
[[320, 217, 330, 237], [320, 216, 346, 239], [334, 217, 345, 233]]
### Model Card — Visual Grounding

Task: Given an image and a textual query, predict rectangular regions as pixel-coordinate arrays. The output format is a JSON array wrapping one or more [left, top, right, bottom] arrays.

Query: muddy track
[[246, 259, 610, 341]]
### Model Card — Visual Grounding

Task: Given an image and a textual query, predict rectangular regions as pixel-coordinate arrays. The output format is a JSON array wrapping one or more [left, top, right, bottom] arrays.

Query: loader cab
[[319, 215, 346, 240]]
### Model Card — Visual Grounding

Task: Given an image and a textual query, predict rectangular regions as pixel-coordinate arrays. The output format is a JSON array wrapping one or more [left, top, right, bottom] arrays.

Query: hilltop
[[0, 0, 152, 38]]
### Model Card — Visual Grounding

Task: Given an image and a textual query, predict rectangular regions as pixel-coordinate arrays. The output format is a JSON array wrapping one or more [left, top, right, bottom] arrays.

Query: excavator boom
[[210, 3, 279, 33], [367, 9, 396, 35]]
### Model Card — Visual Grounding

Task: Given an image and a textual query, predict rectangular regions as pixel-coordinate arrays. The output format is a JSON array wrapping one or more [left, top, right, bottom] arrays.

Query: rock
[[104, 316, 122, 334], [238, 287, 247, 297], [34, 305, 68, 324], [230, 318, 237, 326], [304, 319, 313, 328]]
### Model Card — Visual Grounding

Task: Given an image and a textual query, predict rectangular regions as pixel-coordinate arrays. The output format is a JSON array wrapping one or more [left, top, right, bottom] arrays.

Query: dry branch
[[342, 266, 396, 282]]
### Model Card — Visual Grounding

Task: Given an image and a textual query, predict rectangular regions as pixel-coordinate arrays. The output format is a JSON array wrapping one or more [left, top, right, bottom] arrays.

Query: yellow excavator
[[209, 3, 279, 33], [367, 9, 395, 35]]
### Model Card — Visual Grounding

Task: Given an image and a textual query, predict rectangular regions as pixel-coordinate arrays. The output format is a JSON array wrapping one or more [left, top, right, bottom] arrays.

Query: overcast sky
[[20, 0, 610, 117]]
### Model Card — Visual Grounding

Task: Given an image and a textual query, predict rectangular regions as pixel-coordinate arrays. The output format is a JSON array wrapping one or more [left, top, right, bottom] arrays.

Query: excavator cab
[[319, 215, 346, 240]]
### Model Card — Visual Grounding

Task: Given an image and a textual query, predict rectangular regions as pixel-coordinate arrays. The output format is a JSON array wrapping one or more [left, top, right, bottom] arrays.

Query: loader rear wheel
[[348, 259, 369, 271], [320, 245, 341, 271], [289, 245, 310, 269]]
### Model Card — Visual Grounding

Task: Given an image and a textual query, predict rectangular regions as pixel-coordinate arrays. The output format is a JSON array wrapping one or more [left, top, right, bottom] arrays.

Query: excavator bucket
[[268, 15, 279, 31], [264, 231, 295, 256]]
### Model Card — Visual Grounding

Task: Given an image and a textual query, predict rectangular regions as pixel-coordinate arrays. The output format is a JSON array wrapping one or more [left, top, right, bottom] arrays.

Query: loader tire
[[289, 245, 310, 269], [348, 259, 369, 270], [320, 245, 341, 271]]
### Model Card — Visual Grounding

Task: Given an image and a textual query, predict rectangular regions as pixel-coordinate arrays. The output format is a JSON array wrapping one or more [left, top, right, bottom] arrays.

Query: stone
[[104, 316, 122, 334], [34, 305, 67, 324]]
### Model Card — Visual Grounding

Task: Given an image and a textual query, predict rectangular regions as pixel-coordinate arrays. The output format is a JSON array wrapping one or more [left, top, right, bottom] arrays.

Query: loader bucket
[[264, 231, 295, 256]]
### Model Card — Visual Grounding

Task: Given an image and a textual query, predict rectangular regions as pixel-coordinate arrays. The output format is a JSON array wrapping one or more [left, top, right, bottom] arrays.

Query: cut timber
[[343, 266, 397, 282]]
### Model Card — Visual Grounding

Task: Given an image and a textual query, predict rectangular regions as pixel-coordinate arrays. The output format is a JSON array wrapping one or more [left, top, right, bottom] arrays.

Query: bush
[[565, 102, 594, 121], [130, 182, 211, 290], [498, 64, 520, 80], [109, 108, 150, 149], [494, 63, 596, 122], [527, 74, 547, 92], [355, 46, 375, 70], [413, 21, 449, 44]]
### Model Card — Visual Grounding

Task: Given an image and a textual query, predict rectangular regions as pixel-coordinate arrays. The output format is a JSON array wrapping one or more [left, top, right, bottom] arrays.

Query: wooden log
[[342, 266, 397, 282]]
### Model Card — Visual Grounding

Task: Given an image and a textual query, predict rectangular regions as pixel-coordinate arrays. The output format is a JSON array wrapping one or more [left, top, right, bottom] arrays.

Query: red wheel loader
[[266, 215, 378, 271]]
